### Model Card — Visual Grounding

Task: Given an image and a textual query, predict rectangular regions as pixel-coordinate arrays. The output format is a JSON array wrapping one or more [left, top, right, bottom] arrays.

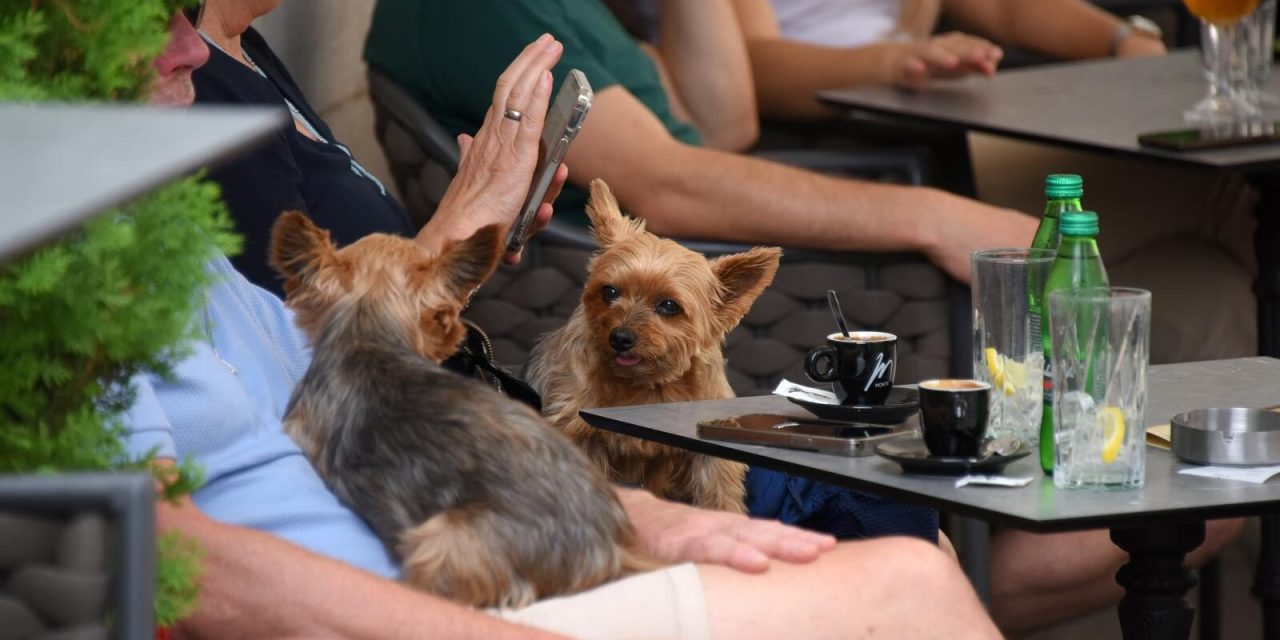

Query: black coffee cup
[[804, 331, 897, 405], [918, 379, 991, 458]]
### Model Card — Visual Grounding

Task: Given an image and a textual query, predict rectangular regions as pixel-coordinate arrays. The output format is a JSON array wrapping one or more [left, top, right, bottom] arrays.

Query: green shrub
[[1, 0, 243, 628]]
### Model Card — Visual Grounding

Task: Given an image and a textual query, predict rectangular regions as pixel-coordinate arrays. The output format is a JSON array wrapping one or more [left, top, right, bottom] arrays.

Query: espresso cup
[[918, 379, 991, 458], [804, 331, 897, 405]]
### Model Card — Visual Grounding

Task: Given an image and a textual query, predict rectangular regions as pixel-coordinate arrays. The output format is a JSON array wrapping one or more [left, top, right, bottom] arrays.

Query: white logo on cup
[[865, 353, 894, 392]]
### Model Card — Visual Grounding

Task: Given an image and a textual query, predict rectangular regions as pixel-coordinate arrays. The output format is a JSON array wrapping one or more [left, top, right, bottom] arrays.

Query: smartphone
[[506, 69, 593, 254], [1137, 121, 1280, 151], [696, 414, 912, 457]]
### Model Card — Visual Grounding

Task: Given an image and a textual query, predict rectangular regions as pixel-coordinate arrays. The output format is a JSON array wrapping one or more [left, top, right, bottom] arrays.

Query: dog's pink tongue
[[616, 354, 642, 367]]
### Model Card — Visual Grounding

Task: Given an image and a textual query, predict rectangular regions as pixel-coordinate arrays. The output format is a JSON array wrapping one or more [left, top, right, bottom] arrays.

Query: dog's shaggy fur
[[527, 181, 781, 512], [269, 212, 649, 608]]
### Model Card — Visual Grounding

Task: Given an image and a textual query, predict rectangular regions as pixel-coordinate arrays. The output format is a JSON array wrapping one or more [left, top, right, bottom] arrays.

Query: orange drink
[[1184, 0, 1260, 23]]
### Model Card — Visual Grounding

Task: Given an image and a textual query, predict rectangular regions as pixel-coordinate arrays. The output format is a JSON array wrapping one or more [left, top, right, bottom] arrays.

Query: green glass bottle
[[1032, 174, 1083, 252], [1039, 211, 1109, 474], [1027, 175, 1083, 405]]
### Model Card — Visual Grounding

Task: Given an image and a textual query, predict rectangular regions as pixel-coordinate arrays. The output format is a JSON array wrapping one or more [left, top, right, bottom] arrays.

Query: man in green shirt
[[365, 0, 1036, 283]]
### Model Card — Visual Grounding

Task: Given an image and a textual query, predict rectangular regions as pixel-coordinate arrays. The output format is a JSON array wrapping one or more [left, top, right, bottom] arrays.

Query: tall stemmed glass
[[1184, 0, 1263, 122], [1246, 0, 1279, 106]]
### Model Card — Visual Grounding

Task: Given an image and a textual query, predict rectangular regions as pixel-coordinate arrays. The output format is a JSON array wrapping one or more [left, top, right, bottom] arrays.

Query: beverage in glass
[[1184, 0, 1263, 121], [972, 249, 1054, 446], [1048, 288, 1150, 491]]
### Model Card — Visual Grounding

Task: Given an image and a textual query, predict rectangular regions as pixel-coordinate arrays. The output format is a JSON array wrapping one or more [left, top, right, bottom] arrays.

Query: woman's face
[[202, 0, 284, 23], [148, 12, 209, 107]]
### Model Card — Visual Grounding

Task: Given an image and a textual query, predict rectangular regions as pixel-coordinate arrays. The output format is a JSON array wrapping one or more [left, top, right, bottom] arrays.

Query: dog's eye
[[602, 285, 620, 304], [655, 299, 681, 316]]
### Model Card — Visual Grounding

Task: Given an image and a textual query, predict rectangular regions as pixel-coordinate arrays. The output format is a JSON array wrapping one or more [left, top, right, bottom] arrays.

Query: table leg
[[1248, 173, 1280, 357], [1110, 522, 1206, 640], [1252, 516, 1280, 639]]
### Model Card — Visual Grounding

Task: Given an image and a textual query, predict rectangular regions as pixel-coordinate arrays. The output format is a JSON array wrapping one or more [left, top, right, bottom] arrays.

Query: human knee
[[870, 536, 970, 593], [1190, 518, 1247, 566]]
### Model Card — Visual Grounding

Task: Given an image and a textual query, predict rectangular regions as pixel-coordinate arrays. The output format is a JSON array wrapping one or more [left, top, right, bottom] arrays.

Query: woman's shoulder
[[192, 32, 276, 106]]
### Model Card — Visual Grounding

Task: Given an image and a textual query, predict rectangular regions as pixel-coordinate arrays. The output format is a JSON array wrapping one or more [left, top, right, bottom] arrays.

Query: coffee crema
[[830, 332, 895, 343], [919, 379, 989, 391]]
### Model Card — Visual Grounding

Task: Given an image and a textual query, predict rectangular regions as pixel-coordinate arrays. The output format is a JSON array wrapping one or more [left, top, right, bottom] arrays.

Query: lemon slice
[[983, 348, 1020, 396], [1001, 359, 1026, 397], [984, 348, 1005, 389], [1099, 406, 1126, 464]]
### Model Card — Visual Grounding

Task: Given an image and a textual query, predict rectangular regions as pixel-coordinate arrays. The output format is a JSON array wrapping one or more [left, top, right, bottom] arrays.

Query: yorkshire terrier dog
[[269, 211, 649, 608], [527, 181, 781, 513]]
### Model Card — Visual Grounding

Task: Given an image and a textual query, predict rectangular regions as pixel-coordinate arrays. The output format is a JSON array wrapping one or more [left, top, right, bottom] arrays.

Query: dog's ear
[[269, 211, 336, 293], [586, 179, 643, 248], [436, 224, 502, 302], [710, 247, 782, 327]]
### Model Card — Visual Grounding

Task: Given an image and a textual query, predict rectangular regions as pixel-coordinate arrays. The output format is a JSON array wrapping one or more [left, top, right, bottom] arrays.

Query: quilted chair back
[[368, 70, 970, 395]]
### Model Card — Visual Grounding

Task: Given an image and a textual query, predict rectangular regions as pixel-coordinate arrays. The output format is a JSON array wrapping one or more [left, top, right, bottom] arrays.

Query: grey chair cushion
[[467, 243, 952, 396]]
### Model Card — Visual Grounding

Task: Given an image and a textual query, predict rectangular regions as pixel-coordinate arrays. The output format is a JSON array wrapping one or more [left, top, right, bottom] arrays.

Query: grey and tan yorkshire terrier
[[268, 211, 651, 608], [527, 181, 781, 513]]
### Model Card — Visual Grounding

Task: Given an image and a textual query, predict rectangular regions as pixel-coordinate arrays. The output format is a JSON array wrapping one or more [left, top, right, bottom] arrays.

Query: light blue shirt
[[122, 255, 399, 578]]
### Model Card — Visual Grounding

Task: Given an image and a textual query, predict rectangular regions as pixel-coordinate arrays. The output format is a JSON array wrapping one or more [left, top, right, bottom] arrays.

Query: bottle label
[[1043, 358, 1053, 405]]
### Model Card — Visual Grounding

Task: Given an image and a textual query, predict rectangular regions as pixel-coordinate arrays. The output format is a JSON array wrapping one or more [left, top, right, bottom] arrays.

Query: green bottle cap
[[1060, 211, 1099, 236], [1045, 174, 1083, 199]]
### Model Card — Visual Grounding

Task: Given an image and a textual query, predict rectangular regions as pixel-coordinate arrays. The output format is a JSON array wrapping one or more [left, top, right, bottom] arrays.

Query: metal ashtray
[[1170, 408, 1280, 466]]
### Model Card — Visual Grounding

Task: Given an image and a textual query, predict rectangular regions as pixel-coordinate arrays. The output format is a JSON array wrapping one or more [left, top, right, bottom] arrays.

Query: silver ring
[[502, 109, 523, 122]]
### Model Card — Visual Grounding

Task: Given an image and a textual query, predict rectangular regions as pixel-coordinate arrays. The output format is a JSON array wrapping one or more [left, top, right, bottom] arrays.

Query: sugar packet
[[955, 475, 1035, 488]]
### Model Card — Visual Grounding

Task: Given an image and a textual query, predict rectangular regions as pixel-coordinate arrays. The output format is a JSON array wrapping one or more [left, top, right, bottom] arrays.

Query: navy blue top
[[193, 27, 414, 297]]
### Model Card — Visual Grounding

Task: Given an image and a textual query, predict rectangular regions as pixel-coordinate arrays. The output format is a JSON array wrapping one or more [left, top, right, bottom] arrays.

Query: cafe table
[[816, 51, 1280, 361], [581, 356, 1280, 640]]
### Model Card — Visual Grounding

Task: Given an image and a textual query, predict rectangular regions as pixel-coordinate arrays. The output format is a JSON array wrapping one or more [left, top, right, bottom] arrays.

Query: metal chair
[[369, 69, 970, 395], [0, 472, 155, 640]]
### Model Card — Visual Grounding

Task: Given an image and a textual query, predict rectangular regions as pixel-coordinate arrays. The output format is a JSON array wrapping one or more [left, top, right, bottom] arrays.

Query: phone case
[[696, 414, 913, 457], [506, 70, 593, 254]]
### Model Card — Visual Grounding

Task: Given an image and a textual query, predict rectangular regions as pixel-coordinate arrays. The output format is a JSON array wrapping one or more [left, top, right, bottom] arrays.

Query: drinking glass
[[1246, 0, 1279, 106], [1048, 288, 1151, 491], [971, 248, 1055, 446], [1184, 0, 1263, 122]]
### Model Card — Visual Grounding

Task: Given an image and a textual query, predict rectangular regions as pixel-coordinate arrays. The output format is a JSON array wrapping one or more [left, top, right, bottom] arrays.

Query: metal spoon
[[982, 435, 1022, 457], [826, 290, 851, 338]]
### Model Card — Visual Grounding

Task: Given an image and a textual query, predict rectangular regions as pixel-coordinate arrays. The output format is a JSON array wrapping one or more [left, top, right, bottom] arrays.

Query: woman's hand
[[887, 32, 1002, 91], [416, 34, 565, 263], [616, 487, 836, 573]]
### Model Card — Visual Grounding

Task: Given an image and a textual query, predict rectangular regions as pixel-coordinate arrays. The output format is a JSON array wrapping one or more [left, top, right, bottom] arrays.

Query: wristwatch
[[1111, 15, 1164, 55]]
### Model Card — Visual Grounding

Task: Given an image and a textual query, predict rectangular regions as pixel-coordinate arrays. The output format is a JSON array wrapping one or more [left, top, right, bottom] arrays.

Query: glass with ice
[[1048, 287, 1151, 490], [971, 249, 1055, 446]]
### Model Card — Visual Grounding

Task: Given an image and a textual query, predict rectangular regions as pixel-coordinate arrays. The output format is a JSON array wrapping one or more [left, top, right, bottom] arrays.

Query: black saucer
[[786, 386, 919, 424], [874, 438, 1033, 475]]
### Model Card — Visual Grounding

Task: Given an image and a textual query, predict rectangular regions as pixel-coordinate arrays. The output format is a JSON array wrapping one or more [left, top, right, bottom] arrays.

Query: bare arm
[[160, 497, 563, 639], [942, 0, 1165, 60], [565, 86, 1036, 282], [649, 0, 758, 150], [731, 0, 1000, 120], [615, 487, 836, 572]]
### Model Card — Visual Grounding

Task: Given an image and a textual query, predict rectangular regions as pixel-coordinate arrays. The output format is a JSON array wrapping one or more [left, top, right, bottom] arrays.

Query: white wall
[[255, 0, 398, 199]]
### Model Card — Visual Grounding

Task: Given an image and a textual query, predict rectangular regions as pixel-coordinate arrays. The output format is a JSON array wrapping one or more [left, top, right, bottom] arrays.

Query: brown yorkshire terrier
[[269, 211, 651, 608], [527, 181, 781, 512]]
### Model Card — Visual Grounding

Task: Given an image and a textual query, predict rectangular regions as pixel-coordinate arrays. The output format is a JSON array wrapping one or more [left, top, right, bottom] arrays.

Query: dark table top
[[582, 357, 1280, 533], [818, 50, 1280, 171]]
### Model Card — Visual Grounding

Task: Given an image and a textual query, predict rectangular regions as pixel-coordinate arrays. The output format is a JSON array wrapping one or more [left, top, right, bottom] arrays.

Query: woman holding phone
[[191, 0, 568, 296]]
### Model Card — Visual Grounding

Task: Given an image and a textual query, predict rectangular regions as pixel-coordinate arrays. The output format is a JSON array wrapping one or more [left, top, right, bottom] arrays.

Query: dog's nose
[[609, 329, 636, 353]]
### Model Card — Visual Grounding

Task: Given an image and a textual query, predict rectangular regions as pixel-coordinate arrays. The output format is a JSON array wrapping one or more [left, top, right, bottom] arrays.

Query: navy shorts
[[745, 467, 939, 543]]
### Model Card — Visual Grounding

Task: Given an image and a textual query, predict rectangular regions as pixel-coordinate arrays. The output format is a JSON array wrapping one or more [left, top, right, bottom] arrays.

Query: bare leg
[[988, 518, 1245, 636], [702, 536, 1001, 639]]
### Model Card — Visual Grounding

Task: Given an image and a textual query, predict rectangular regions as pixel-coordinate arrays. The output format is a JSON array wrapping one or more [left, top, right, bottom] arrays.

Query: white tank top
[[770, 0, 902, 48]]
